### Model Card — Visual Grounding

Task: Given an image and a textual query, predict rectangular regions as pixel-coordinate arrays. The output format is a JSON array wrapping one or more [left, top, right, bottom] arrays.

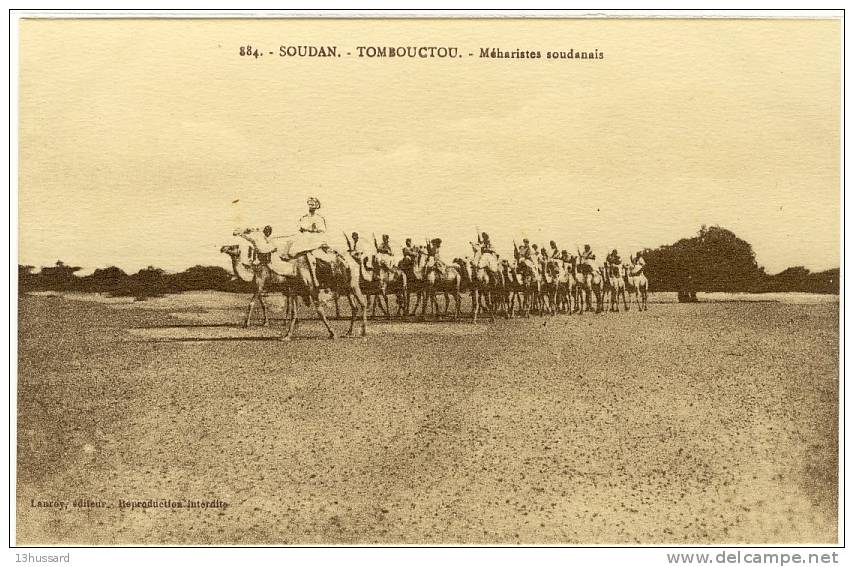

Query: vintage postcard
[[14, 11, 842, 549]]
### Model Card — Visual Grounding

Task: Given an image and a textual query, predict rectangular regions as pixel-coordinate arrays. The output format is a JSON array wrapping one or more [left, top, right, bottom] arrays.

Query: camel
[[545, 258, 572, 315], [453, 252, 499, 323], [370, 253, 409, 319], [623, 263, 649, 311], [227, 229, 367, 339], [604, 262, 629, 312], [469, 244, 505, 322], [515, 257, 542, 318], [220, 244, 292, 327], [568, 255, 603, 314], [398, 248, 428, 317], [414, 247, 462, 320], [500, 259, 525, 318], [351, 252, 407, 320]]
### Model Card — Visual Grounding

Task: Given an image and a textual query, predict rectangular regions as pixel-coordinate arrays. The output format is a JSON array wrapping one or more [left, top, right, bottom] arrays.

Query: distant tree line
[[18, 225, 839, 298], [18, 262, 251, 300], [639, 225, 838, 294]]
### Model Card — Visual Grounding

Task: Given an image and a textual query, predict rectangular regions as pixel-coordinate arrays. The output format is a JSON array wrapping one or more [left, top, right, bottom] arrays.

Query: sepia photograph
[[12, 10, 842, 552]]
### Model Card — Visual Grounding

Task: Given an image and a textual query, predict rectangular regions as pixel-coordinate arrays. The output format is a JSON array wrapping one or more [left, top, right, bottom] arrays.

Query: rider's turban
[[307, 197, 321, 209]]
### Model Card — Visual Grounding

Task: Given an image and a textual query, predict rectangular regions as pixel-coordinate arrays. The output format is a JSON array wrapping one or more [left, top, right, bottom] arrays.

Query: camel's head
[[453, 257, 473, 277], [220, 244, 240, 258]]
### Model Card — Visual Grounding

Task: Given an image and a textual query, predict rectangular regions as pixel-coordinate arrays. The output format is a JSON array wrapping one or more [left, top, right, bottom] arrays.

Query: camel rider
[[299, 197, 326, 234], [349, 231, 367, 260], [517, 238, 535, 272], [377, 234, 393, 256], [428, 238, 446, 273], [256, 225, 275, 264], [580, 244, 596, 274], [631, 252, 646, 276], [296, 197, 335, 288], [479, 232, 495, 255], [236, 225, 276, 265], [550, 240, 560, 259], [401, 238, 418, 269], [605, 249, 621, 275], [375, 234, 396, 272], [517, 238, 532, 260]]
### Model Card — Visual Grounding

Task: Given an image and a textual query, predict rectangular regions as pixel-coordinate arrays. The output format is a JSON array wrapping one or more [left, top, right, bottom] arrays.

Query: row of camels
[[220, 229, 649, 339]]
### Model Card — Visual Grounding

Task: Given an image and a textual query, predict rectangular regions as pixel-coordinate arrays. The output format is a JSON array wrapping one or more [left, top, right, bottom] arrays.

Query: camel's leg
[[397, 291, 407, 319], [309, 295, 336, 339], [356, 289, 368, 336], [472, 289, 480, 323], [400, 285, 409, 319], [424, 290, 432, 319], [421, 290, 430, 319], [424, 289, 431, 319], [346, 290, 367, 337], [346, 294, 357, 336], [244, 293, 256, 328], [334, 293, 341, 319], [258, 293, 270, 326], [360, 292, 368, 335], [410, 290, 420, 317], [455, 291, 462, 320], [282, 296, 298, 340], [485, 289, 496, 323], [382, 291, 392, 320]]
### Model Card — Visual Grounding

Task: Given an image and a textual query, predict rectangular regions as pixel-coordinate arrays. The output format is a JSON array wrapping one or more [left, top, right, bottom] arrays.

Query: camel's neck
[[413, 254, 427, 280], [229, 254, 257, 283]]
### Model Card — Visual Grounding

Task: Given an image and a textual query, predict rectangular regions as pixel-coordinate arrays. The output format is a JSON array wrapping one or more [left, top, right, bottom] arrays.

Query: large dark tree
[[173, 265, 233, 291], [643, 226, 765, 292], [85, 266, 128, 292]]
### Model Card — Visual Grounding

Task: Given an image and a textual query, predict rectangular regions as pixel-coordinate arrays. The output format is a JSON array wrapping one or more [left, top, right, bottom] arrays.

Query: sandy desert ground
[[16, 291, 839, 544]]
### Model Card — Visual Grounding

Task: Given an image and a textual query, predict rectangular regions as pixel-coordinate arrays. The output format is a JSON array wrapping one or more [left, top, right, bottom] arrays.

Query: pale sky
[[18, 17, 841, 275]]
